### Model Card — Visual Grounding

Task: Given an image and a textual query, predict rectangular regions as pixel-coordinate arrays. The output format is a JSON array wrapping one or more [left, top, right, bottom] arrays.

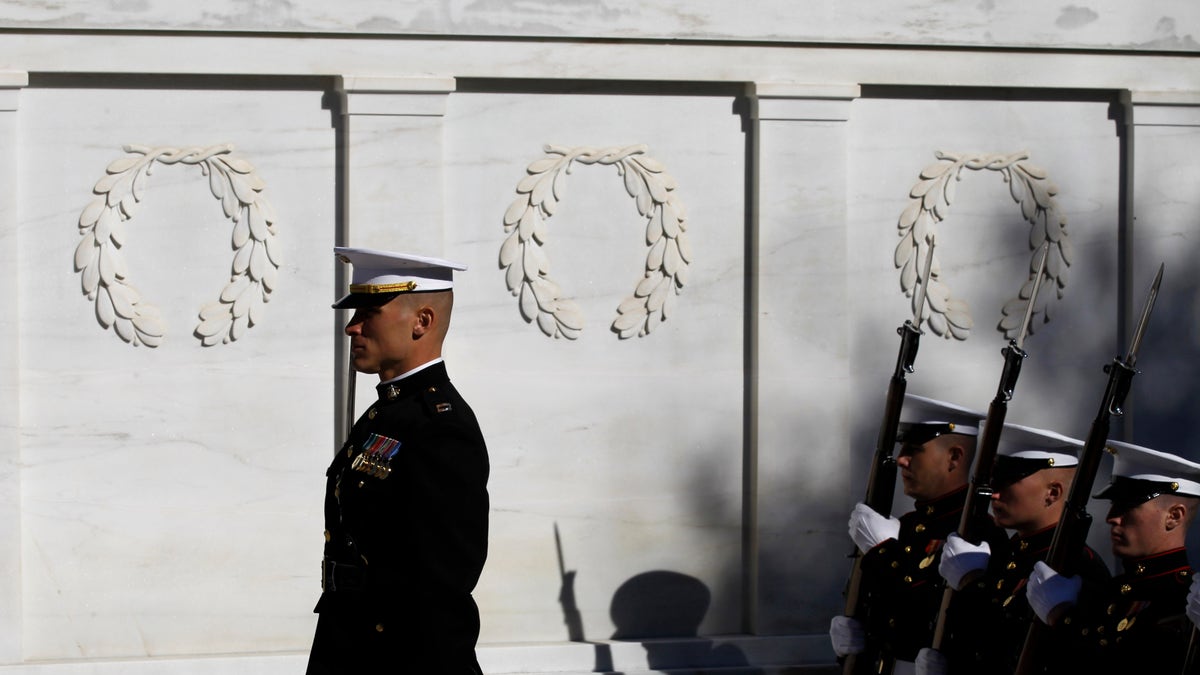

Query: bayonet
[[1014, 264, 1165, 675]]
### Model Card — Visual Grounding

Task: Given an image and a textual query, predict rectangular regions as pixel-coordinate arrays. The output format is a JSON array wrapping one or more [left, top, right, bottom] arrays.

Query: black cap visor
[[993, 456, 1056, 489], [332, 291, 403, 310], [1094, 476, 1178, 515], [896, 422, 962, 447]]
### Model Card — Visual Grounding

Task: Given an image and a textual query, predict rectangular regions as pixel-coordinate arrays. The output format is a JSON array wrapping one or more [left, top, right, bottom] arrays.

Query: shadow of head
[[610, 570, 710, 639]]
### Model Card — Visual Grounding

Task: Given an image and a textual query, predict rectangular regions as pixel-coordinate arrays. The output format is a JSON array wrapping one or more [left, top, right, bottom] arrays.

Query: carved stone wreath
[[500, 144, 691, 339], [74, 144, 281, 347], [895, 151, 1070, 341]]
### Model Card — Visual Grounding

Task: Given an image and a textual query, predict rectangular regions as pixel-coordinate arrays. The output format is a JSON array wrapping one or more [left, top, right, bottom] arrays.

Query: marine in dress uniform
[[832, 395, 1004, 674], [923, 423, 1110, 675], [1026, 440, 1200, 675], [307, 248, 490, 675]]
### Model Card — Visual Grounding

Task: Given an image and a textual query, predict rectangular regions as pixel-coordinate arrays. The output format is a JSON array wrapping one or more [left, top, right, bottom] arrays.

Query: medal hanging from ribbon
[[351, 433, 402, 479]]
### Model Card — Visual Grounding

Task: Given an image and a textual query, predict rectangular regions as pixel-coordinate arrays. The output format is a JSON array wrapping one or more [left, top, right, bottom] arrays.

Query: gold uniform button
[[925, 506, 935, 515], [1106, 603, 1116, 615], [368, 409, 378, 419], [1006, 562, 1017, 571], [375, 623, 384, 632], [1099, 638, 1108, 647], [904, 546, 912, 553], [1120, 583, 1132, 595], [1019, 540, 1029, 551], [1135, 564, 1146, 575], [915, 524, 926, 533], [323, 530, 331, 542], [358, 480, 365, 488], [903, 575, 913, 583], [891, 561, 900, 569]]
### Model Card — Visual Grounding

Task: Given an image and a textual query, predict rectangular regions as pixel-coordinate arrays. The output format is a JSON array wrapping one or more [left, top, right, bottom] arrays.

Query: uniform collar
[[1120, 547, 1191, 579], [913, 485, 968, 519], [1012, 523, 1056, 556], [376, 360, 449, 401]]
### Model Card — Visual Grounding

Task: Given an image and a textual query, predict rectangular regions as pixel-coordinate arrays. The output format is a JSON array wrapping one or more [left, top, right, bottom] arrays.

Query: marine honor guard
[[1026, 440, 1200, 674], [917, 422, 1110, 674], [307, 248, 490, 675], [832, 394, 1004, 674]]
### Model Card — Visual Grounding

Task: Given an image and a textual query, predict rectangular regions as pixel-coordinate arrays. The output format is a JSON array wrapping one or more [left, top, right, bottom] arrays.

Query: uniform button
[[368, 409, 378, 419], [1106, 603, 1116, 615], [1099, 638, 1108, 647], [1006, 562, 1017, 571], [1135, 564, 1145, 575], [891, 561, 900, 569], [925, 506, 934, 515], [904, 546, 912, 553], [375, 623, 384, 632], [358, 480, 365, 488], [1019, 540, 1029, 551], [903, 575, 913, 583], [324, 530, 331, 542], [1120, 583, 1132, 595], [915, 524, 926, 533], [888, 619, 896, 627]]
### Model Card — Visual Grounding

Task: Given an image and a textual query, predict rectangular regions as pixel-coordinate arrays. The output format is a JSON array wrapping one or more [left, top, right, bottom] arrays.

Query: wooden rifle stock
[[1013, 263, 1162, 675], [931, 243, 1046, 652], [840, 319, 921, 675], [929, 340, 1026, 650]]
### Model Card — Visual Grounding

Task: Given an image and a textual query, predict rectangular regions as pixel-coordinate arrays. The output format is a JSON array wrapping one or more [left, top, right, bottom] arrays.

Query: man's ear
[[1165, 502, 1187, 531], [1045, 480, 1064, 507], [946, 443, 965, 471], [412, 304, 436, 337]]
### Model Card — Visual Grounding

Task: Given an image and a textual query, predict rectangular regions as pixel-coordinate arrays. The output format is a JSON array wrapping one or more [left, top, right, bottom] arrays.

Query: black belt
[[321, 558, 366, 592]]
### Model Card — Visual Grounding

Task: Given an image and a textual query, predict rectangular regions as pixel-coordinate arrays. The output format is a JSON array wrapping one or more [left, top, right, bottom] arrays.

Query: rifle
[[1013, 263, 1163, 675], [929, 244, 1050, 651], [840, 243, 934, 675], [554, 523, 585, 642]]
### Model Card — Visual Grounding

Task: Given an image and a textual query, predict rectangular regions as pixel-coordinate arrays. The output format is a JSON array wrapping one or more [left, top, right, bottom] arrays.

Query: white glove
[[848, 503, 900, 554], [915, 647, 948, 675], [1187, 576, 1200, 629], [829, 615, 866, 657], [938, 533, 991, 590], [1026, 560, 1081, 625]]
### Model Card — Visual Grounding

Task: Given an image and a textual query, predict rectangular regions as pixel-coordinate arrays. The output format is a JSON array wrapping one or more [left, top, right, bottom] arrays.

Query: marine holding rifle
[[830, 394, 1006, 673], [916, 423, 1110, 675], [1025, 441, 1200, 674]]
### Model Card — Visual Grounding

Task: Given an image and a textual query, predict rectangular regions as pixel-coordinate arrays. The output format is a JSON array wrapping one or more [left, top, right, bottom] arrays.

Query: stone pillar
[[0, 71, 28, 665], [1123, 91, 1200, 450], [745, 82, 859, 636], [332, 76, 457, 439]]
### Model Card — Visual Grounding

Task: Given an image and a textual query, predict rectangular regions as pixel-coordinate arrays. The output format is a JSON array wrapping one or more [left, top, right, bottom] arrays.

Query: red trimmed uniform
[[858, 486, 1008, 667]]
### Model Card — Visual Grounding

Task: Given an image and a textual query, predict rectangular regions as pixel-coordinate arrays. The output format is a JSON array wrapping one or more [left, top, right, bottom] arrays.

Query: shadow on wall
[[589, 570, 763, 675]]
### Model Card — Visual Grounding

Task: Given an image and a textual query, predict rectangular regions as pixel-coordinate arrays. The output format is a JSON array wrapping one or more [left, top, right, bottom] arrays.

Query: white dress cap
[[996, 422, 1083, 467], [898, 393, 986, 438], [333, 246, 467, 308], [1104, 440, 1200, 498]]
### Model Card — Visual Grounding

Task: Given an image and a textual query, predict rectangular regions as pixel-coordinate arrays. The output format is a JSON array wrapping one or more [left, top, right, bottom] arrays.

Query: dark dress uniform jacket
[[859, 486, 1008, 664], [1062, 547, 1194, 675], [944, 525, 1110, 674], [308, 362, 490, 675]]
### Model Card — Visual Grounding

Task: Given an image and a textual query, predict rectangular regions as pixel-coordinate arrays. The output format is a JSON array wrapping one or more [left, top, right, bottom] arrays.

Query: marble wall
[[0, 3, 1199, 673]]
